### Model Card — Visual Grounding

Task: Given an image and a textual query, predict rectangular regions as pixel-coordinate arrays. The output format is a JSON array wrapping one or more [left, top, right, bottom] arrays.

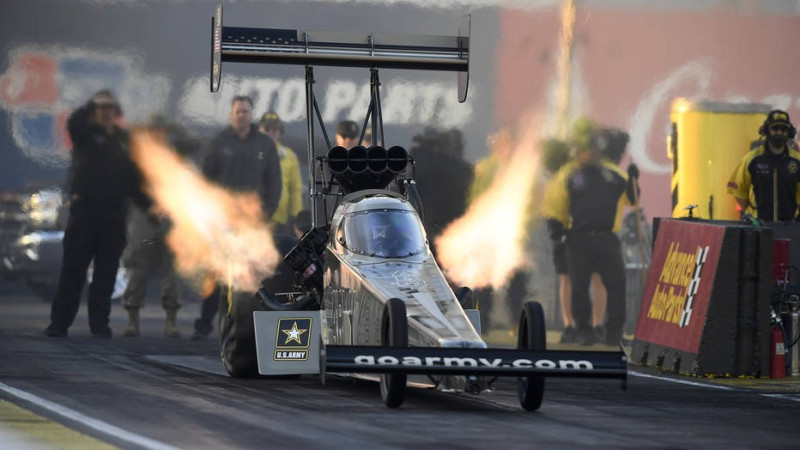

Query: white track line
[[629, 370, 734, 390], [760, 393, 800, 403], [630, 370, 800, 403], [0, 381, 178, 450]]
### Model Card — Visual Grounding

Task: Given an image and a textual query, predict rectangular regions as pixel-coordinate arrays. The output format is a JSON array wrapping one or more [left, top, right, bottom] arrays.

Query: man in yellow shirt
[[727, 110, 800, 222], [259, 112, 303, 233]]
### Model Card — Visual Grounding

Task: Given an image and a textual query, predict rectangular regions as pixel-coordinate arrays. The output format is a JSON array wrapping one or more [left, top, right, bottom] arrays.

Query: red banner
[[634, 220, 724, 353]]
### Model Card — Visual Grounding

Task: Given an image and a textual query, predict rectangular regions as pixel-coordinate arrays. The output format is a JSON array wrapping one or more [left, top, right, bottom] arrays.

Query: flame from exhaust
[[130, 130, 280, 293], [555, 0, 577, 139], [435, 118, 542, 289]]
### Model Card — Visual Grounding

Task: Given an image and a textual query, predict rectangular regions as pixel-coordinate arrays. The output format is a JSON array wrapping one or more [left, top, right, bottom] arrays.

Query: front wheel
[[380, 298, 408, 408], [518, 300, 546, 411]]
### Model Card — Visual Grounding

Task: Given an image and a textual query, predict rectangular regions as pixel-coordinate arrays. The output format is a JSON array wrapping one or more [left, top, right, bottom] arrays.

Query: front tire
[[380, 298, 408, 408], [518, 300, 546, 411]]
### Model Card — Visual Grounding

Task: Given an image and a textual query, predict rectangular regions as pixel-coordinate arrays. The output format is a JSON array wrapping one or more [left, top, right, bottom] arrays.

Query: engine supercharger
[[770, 324, 786, 378]]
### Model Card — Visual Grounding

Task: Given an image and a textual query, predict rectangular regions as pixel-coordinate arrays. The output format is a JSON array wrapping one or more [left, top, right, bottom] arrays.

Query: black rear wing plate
[[211, 4, 470, 102]]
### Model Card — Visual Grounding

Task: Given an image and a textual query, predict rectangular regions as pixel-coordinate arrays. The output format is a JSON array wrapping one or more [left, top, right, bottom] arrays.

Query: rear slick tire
[[380, 298, 408, 408], [518, 300, 546, 411], [219, 290, 260, 378]]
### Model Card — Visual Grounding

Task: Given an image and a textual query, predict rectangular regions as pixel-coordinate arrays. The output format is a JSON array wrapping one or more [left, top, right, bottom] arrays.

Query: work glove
[[627, 163, 639, 179], [546, 219, 565, 243]]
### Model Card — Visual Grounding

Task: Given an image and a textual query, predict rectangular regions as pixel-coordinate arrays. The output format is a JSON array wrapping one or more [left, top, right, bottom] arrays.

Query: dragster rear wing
[[210, 4, 470, 102]]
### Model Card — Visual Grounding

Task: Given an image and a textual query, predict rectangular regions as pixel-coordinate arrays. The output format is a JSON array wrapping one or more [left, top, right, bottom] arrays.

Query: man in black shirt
[[727, 110, 800, 221], [45, 89, 149, 338], [543, 119, 639, 346], [191, 95, 282, 339]]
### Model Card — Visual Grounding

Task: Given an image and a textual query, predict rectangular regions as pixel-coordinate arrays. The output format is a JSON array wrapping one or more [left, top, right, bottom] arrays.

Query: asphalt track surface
[[1, 284, 800, 449]]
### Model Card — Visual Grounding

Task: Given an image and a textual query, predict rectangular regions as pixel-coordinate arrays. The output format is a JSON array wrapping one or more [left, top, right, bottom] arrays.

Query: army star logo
[[282, 321, 308, 345], [274, 317, 312, 361]]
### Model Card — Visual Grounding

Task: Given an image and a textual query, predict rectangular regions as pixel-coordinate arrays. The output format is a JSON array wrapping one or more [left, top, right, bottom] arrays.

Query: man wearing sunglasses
[[728, 110, 800, 222]]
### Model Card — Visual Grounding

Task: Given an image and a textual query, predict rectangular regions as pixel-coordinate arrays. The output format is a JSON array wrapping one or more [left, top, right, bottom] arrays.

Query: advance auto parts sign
[[634, 220, 724, 353]]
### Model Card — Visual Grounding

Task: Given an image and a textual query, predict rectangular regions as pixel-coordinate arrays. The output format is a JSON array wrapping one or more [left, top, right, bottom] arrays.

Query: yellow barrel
[[668, 99, 771, 220]]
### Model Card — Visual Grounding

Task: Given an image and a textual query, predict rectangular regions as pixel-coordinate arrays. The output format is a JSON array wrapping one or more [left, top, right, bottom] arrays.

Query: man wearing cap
[[727, 109, 800, 222], [259, 112, 302, 233], [543, 118, 640, 346], [45, 89, 150, 338]]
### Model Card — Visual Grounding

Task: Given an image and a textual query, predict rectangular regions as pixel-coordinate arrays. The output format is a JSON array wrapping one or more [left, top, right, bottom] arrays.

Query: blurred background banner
[[1, 1, 799, 220]]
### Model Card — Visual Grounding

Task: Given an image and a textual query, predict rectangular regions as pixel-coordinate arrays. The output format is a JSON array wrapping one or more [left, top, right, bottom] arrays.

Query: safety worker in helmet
[[542, 118, 640, 346], [727, 110, 800, 222]]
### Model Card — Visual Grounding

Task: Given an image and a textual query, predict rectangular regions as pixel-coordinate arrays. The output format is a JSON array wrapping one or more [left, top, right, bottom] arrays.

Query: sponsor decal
[[635, 220, 724, 353], [274, 318, 312, 361], [352, 355, 594, 371], [0, 46, 469, 170], [645, 242, 709, 328], [679, 246, 709, 328], [390, 269, 427, 290], [0, 45, 170, 167], [178, 76, 473, 129]]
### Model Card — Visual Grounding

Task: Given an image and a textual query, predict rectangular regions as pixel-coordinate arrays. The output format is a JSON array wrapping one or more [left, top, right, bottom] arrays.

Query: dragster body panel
[[322, 190, 483, 349]]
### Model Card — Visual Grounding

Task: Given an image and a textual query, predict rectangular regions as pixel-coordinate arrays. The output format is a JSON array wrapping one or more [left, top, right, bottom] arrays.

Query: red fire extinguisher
[[770, 324, 786, 379]]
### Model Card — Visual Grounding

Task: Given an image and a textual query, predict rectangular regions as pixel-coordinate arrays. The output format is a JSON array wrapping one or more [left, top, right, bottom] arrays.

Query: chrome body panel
[[321, 190, 484, 350]]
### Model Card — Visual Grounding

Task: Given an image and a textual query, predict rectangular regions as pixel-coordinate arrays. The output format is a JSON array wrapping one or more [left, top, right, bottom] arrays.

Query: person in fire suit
[[45, 89, 150, 338], [191, 95, 282, 340], [727, 109, 800, 222], [543, 119, 639, 346]]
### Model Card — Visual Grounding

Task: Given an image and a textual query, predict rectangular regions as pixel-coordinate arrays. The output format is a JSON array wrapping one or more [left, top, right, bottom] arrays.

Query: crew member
[[727, 110, 800, 221], [45, 89, 149, 338], [543, 119, 639, 346], [121, 115, 198, 338], [259, 112, 302, 234], [191, 95, 282, 340], [335, 120, 361, 148]]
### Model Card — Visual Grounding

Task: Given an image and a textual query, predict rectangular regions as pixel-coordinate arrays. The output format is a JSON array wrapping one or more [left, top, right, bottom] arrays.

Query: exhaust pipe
[[367, 145, 388, 173], [387, 146, 408, 173], [348, 145, 368, 174], [327, 146, 349, 174]]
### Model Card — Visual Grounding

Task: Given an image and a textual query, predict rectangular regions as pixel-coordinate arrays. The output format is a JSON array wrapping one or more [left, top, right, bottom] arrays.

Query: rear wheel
[[518, 300, 546, 411], [380, 298, 408, 408], [219, 289, 260, 378]]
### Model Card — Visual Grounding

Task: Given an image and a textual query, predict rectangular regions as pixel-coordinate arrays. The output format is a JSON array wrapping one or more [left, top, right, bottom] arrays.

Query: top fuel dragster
[[208, 4, 626, 410]]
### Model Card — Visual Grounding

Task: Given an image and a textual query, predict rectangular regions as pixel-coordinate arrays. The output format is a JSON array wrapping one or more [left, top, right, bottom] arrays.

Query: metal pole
[[305, 65, 318, 227], [792, 303, 800, 376]]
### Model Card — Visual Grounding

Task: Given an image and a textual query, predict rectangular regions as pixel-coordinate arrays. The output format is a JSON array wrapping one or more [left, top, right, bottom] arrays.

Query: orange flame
[[130, 130, 280, 293], [435, 118, 542, 290]]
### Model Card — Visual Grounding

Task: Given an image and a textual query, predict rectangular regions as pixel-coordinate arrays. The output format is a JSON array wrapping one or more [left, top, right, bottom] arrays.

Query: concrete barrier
[[631, 218, 771, 377]]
